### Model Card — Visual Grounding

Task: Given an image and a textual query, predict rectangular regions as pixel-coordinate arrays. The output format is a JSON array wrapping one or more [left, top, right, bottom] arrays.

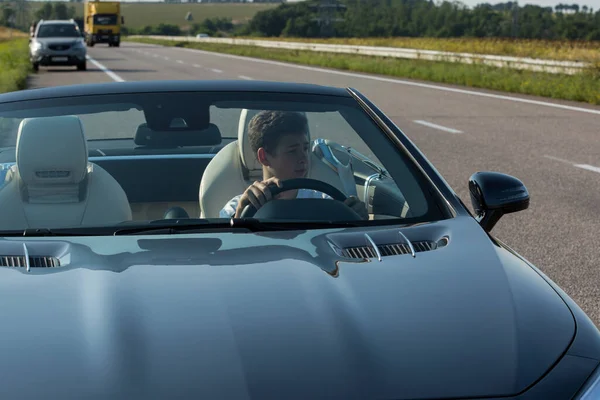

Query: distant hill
[[17, 2, 278, 29]]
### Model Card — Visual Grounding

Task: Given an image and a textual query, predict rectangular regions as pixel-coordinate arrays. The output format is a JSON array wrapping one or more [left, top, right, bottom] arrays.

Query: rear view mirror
[[468, 171, 530, 232], [134, 123, 222, 148]]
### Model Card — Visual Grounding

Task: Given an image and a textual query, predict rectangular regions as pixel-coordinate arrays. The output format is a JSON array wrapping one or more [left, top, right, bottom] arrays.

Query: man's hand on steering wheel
[[237, 178, 369, 220], [234, 177, 282, 218]]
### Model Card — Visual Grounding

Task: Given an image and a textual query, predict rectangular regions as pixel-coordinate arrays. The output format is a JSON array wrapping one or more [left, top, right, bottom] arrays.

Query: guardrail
[[128, 35, 592, 75]]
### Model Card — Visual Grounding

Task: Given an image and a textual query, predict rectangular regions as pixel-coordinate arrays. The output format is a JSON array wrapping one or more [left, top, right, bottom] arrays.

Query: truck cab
[[84, 0, 124, 47]]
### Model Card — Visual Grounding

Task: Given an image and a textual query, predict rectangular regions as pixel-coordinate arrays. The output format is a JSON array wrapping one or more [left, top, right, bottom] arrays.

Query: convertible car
[[0, 80, 598, 399]]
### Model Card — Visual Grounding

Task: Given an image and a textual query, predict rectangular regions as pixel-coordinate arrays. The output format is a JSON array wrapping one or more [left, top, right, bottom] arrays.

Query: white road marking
[[238, 75, 253, 80], [544, 155, 572, 164], [193, 64, 201, 68], [211, 68, 223, 73], [86, 56, 125, 82], [176, 60, 184, 64], [413, 120, 462, 134], [160, 45, 600, 116], [574, 164, 600, 174], [544, 155, 600, 174], [163, 56, 170, 60]]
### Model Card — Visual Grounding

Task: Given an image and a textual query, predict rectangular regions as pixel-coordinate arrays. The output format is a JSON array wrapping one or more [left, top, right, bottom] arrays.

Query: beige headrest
[[237, 109, 262, 175], [16, 116, 88, 187]]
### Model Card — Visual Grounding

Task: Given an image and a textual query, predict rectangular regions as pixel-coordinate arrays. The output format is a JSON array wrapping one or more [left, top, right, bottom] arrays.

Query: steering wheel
[[239, 178, 349, 218]]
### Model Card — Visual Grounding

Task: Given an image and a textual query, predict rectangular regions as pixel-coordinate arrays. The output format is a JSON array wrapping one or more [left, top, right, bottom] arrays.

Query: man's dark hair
[[248, 111, 309, 155]]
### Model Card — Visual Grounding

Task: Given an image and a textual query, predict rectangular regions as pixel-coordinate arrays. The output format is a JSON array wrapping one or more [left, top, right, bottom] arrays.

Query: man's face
[[263, 132, 310, 180]]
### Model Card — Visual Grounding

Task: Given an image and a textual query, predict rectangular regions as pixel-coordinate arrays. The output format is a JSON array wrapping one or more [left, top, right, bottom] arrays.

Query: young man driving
[[219, 110, 369, 219]]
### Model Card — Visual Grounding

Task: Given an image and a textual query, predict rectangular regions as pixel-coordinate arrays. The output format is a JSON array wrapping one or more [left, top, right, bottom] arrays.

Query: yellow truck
[[84, 0, 124, 47]]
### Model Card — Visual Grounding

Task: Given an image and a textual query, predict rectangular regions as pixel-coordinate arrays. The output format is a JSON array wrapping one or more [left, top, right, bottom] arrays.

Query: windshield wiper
[[0, 220, 364, 237], [113, 218, 365, 235], [0, 228, 96, 237]]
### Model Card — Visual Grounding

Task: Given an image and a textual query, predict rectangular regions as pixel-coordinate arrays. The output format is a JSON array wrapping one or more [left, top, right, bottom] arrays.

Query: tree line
[[1, 0, 598, 41], [243, 0, 600, 40], [124, 0, 600, 40], [121, 17, 234, 37], [1, 1, 77, 30]]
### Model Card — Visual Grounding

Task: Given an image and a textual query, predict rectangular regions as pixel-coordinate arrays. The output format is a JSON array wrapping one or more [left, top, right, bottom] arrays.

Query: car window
[[0, 104, 145, 145], [93, 15, 118, 25], [0, 91, 448, 231], [37, 24, 80, 38]]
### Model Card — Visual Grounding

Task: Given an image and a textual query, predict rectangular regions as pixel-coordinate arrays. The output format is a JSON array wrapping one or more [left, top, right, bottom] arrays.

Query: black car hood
[[0, 217, 575, 399]]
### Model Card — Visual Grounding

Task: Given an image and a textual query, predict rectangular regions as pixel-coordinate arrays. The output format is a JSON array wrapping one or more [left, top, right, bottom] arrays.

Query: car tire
[[32, 62, 39, 72], [114, 42, 120, 47], [77, 62, 87, 71]]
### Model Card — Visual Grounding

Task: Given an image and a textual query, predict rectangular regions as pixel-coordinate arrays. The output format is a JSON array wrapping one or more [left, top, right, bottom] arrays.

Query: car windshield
[[37, 24, 80, 38], [93, 14, 118, 25], [0, 90, 448, 233]]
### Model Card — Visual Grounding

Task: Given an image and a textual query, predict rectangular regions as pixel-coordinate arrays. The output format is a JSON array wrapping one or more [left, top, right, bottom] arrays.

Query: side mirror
[[121, 16, 125, 24], [468, 171, 529, 232]]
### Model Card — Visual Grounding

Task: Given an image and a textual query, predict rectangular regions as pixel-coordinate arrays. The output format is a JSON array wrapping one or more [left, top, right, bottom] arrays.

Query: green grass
[[0, 38, 31, 93], [22, 3, 277, 29], [127, 38, 600, 105], [245, 36, 600, 64]]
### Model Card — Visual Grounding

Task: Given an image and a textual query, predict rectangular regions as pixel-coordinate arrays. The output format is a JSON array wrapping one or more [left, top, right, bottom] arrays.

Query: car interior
[[0, 115, 131, 230], [0, 103, 412, 229]]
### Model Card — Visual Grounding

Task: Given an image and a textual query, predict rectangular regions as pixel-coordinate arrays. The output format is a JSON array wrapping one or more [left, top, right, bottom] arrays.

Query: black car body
[[0, 81, 598, 399]]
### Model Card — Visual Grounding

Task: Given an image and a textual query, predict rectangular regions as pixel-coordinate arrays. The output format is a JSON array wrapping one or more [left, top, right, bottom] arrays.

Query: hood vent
[[0, 256, 60, 268], [342, 240, 439, 260]]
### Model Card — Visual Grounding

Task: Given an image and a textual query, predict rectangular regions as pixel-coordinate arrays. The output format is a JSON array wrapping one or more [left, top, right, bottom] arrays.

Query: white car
[[29, 19, 87, 72]]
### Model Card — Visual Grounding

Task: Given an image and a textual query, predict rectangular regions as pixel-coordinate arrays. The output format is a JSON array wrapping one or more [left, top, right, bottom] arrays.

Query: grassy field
[[0, 36, 31, 93], [245, 36, 600, 63], [128, 38, 600, 105], [21, 2, 276, 29], [0, 27, 28, 40]]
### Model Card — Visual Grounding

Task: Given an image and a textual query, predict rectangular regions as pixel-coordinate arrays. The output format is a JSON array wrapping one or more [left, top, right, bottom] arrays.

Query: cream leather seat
[[199, 109, 347, 218], [0, 116, 132, 230]]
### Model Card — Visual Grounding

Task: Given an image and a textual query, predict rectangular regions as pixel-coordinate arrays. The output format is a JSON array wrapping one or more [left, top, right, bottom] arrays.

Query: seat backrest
[[199, 109, 347, 218], [0, 116, 132, 230]]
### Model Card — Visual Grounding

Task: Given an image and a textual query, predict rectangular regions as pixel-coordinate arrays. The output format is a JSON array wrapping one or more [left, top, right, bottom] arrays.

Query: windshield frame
[[0, 89, 454, 231]]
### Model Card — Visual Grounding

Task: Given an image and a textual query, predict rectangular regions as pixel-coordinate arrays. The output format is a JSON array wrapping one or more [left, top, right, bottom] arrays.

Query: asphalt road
[[25, 42, 600, 327]]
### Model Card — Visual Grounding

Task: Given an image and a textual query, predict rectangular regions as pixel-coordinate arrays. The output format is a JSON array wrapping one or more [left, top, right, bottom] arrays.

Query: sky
[[461, 0, 599, 7], [26, 0, 600, 10], [286, 0, 600, 8]]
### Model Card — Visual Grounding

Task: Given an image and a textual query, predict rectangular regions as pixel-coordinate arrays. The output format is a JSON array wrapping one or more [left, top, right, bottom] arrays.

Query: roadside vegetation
[[125, 0, 600, 105], [129, 38, 600, 105], [0, 33, 30, 93], [126, 22, 600, 63], [242, 37, 600, 64]]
